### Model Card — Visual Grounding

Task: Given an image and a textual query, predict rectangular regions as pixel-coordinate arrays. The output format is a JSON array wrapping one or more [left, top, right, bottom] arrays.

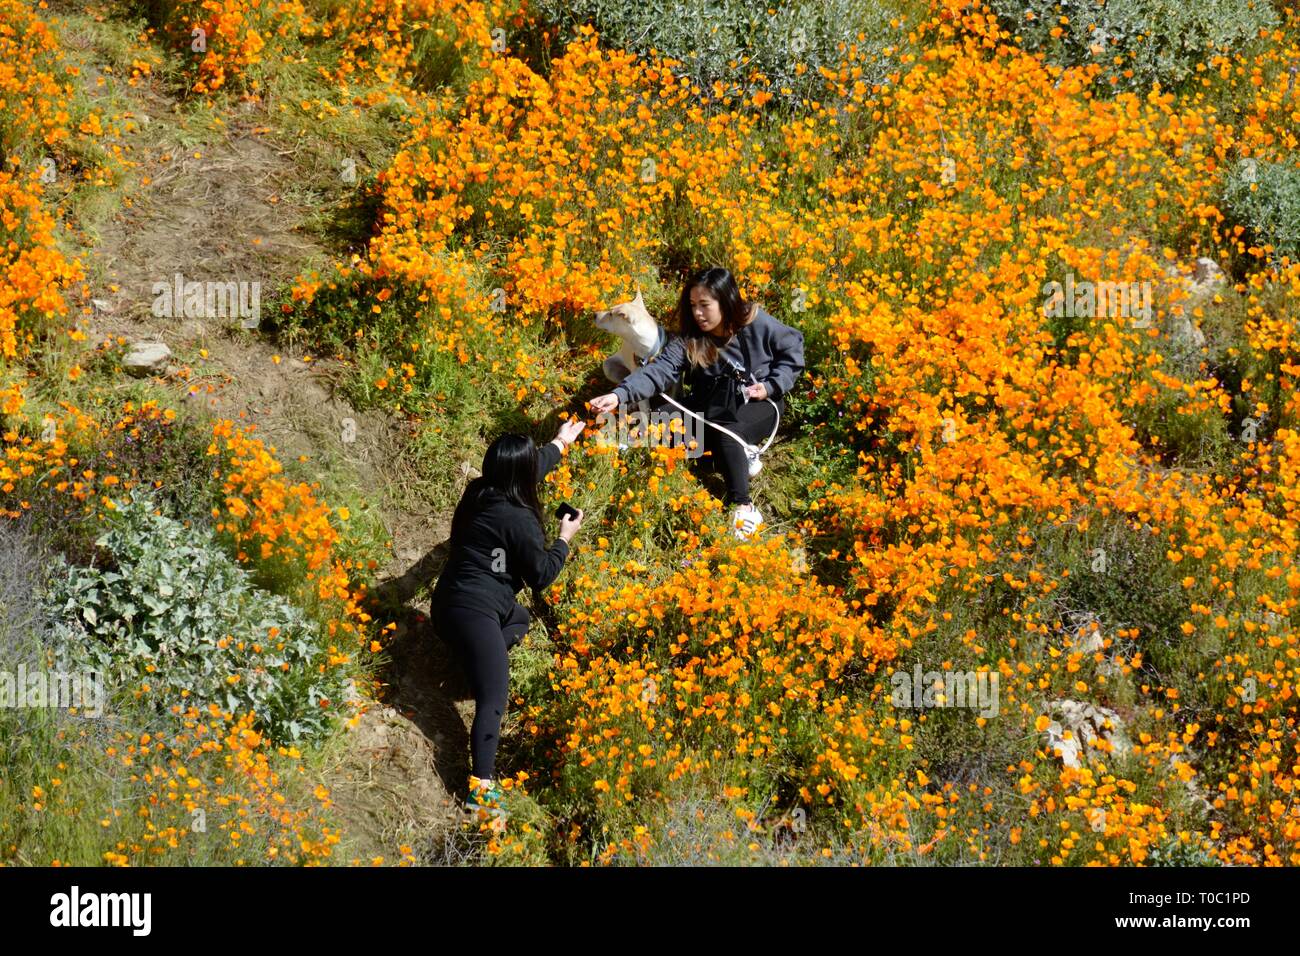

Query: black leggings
[[430, 600, 530, 781], [698, 397, 781, 506]]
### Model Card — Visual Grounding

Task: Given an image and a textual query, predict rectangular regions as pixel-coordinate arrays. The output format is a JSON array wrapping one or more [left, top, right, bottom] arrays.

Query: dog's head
[[594, 290, 659, 345]]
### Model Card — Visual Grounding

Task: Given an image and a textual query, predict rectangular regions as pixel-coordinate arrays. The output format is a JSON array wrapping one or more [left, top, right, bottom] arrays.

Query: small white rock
[[1194, 257, 1225, 285], [122, 341, 172, 378]]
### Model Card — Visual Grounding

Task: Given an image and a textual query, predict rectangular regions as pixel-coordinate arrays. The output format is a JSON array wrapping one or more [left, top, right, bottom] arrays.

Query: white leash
[[653, 391, 780, 468]]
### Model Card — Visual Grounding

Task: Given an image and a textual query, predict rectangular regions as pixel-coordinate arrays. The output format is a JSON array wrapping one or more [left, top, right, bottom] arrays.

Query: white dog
[[593, 289, 680, 450], [594, 290, 668, 396]]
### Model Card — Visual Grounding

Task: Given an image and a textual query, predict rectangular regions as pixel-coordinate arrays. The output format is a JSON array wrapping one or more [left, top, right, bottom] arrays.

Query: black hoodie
[[430, 440, 570, 622]]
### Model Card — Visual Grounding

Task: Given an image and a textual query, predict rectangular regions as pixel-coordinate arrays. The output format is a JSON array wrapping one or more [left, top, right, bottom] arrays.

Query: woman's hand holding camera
[[557, 506, 584, 543]]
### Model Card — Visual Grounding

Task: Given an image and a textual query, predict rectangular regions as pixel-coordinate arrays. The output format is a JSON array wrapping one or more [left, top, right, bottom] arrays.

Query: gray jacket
[[612, 306, 806, 407]]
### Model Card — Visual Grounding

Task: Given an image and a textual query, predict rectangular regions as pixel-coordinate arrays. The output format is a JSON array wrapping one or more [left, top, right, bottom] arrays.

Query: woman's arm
[[536, 437, 563, 483], [762, 320, 805, 401], [511, 516, 570, 593], [536, 419, 584, 481], [611, 336, 687, 405]]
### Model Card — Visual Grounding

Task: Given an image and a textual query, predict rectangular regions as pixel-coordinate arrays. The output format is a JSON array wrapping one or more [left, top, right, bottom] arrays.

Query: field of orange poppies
[[1, 0, 1298, 867]]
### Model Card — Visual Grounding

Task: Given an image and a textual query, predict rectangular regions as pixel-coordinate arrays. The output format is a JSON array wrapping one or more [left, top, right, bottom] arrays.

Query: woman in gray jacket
[[590, 268, 805, 538]]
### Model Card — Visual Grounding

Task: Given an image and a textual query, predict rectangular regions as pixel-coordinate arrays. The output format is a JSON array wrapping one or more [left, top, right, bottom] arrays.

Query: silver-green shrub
[[39, 490, 358, 745], [985, 0, 1279, 92], [529, 0, 911, 111], [1222, 156, 1300, 270]]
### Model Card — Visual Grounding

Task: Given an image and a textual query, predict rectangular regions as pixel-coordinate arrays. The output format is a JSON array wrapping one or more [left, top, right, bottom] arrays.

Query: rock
[[122, 341, 172, 378], [1193, 257, 1224, 286], [1170, 313, 1207, 348], [1098, 659, 1123, 680], [1064, 612, 1103, 652], [1076, 626, 1104, 656], [340, 677, 363, 706], [459, 461, 481, 481], [1043, 699, 1132, 769], [1043, 719, 1083, 768]]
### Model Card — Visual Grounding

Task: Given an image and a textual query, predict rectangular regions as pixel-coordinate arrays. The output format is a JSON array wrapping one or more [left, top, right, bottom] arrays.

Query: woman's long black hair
[[449, 434, 544, 542], [675, 267, 759, 370]]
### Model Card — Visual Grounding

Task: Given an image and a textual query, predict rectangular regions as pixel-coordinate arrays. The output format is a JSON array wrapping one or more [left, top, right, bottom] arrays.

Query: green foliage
[[38, 490, 357, 746], [529, 0, 912, 113], [985, 0, 1279, 93], [1221, 156, 1300, 269], [1145, 832, 1221, 866], [15, 390, 223, 570], [135, 0, 183, 32]]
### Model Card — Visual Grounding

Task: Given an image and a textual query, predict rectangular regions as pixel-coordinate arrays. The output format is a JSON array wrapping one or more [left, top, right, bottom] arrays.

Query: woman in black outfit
[[429, 419, 585, 804]]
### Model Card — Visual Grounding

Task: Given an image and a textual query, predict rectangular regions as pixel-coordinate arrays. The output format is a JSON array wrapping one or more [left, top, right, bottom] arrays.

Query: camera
[[722, 357, 754, 403]]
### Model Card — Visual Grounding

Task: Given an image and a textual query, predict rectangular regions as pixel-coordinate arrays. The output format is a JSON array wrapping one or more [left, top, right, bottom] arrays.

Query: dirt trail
[[77, 73, 480, 858]]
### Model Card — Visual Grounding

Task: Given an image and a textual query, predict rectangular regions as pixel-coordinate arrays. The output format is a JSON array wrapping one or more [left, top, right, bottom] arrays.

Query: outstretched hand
[[588, 393, 619, 414], [556, 417, 586, 445]]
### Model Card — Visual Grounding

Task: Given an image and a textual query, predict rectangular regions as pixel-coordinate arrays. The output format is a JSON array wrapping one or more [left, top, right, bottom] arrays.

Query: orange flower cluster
[[0, 0, 95, 409], [524, 530, 895, 815], [71, 707, 338, 865], [0, 399, 163, 517], [0, 0, 82, 155], [287, 18, 776, 421], [321, 0, 505, 97], [0, 171, 83, 368], [156, 0, 314, 94], [207, 418, 371, 641], [313, 1, 1298, 863], [158, 0, 513, 96]]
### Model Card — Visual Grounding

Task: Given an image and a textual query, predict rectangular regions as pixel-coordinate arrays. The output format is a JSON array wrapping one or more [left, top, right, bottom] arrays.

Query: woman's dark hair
[[449, 434, 544, 542], [675, 267, 758, 370]]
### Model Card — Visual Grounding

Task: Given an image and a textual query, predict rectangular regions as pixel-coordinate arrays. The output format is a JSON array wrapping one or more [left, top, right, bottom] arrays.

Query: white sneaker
[[732, 503, 762, 540]]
